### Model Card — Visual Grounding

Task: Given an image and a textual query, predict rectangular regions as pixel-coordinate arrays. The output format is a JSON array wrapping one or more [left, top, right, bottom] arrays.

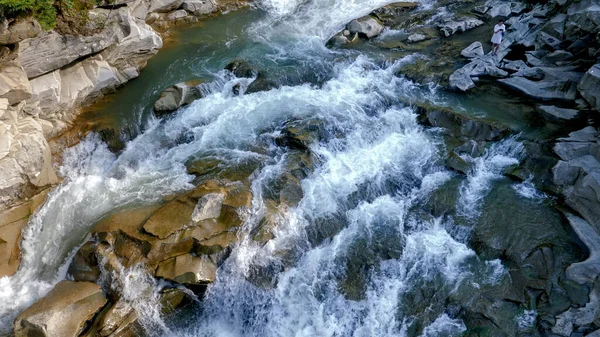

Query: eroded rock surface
[[14, 281, 107, 337]]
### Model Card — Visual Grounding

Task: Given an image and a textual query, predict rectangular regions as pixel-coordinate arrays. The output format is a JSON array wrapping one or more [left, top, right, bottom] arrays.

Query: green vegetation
[[0, 0, 106, 31]]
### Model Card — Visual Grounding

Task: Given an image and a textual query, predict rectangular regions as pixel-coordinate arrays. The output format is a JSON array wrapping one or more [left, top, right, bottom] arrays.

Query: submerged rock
[[407, 33, 428, 43], [417, 106, 509, 141], [14, 281, 107, 337], [154, 80, 204, 113], [537, 105, 579, 120]]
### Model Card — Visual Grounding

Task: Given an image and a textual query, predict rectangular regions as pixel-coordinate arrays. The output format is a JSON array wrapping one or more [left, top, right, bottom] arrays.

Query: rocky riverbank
[[0, 0, 248, 278]]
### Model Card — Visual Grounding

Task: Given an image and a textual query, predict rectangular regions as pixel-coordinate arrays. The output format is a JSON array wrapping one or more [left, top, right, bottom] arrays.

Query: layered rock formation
[[0, 0, 247, 278]]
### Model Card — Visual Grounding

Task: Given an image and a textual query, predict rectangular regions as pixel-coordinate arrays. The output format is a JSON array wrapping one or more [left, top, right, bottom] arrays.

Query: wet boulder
[[67, 241, 101, 282], [262, 151, 314, 207], [578, 63, 600, 112], [274, 118, 327, 151], [327, 30, 359, 47], [224, 60, 277, 94], [417, 106, 509, 141], [156, 253, 217, 287], [14, 281, 107, 337], [225, 59, 258, 78], [154, 80, 204, 113], [347, 16, 384, 39], [89, 300, 139, 337], [445, 151, 472, 174]]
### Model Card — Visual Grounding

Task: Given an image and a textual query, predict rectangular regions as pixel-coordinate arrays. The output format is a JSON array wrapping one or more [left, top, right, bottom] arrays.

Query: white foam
[[512, 178, 547, 200], [458, 137, 524, 219], [420, 314, 467, 337]]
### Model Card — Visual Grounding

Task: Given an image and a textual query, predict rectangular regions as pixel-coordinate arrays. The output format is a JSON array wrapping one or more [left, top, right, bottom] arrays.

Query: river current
[[0, 0, 561, 335]]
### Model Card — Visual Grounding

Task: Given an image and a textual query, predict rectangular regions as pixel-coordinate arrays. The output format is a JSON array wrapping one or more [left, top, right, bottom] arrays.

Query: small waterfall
[[457, 137, 524, 219]]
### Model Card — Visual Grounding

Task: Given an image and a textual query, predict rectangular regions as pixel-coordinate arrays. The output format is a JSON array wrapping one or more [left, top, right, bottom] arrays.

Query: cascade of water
[[457, 137, 524, 219]]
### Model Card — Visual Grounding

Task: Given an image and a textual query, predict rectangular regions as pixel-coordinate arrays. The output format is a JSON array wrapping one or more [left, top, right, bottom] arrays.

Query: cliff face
[[0, 0, 243, 277]]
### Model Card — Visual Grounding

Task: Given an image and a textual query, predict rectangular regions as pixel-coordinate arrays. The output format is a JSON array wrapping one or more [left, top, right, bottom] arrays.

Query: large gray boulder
[[182, 0, 218, 15], [347, 16, 384, 39], [154, 80, 204, 113], [14, 281, 107, 337], [564, 212, 600, 285], [498, 70, 583, 101], [449, 55, 507, 91], [460, 41, 484, 58], [578, 63, 600, 112], [438, 17, 484, 37], [552, 127, 600, 235], [449, 69, 475, 91]]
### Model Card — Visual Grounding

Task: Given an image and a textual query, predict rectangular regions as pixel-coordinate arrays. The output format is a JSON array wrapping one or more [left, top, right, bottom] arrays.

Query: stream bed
[[0, 1, 588, 336]]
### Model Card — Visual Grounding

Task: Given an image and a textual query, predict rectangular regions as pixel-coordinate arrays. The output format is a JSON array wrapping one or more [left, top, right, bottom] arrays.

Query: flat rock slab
[[461, 41, 484, 58], [498, 76, 580, 101], [14, 281, 107, 337], [537, 105, 579, 120]]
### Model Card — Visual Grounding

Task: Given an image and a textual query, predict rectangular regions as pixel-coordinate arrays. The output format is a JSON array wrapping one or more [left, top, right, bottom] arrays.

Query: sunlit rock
[[154, 80, 204, 113], [14, 281, 107, 337], [156, 253, 217, 284]]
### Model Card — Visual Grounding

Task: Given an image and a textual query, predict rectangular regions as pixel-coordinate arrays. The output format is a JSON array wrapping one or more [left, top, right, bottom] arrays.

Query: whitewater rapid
[[0, 0, 527, 335]]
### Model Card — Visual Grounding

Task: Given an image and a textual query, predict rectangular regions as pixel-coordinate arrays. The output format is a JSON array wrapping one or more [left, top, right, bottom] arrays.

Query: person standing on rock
[[491, 20, 506, 55]]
